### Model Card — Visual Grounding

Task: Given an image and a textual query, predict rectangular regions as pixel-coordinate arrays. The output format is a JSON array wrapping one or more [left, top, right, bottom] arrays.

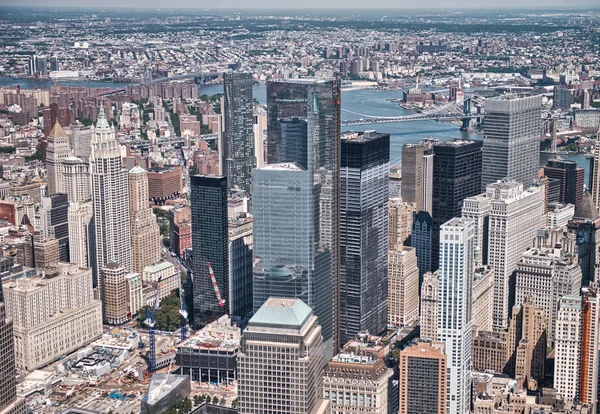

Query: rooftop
[[249, 297, 312, 328], [258, 162, 304, 171], [143, 261, 175, 274]]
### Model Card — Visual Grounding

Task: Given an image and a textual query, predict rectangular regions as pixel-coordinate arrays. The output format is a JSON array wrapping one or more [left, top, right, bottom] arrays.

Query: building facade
[[0, 282, 25, 414], [544, 159, 584, 207], [420, 271, 439, 341], [101, 263, 130, 325], [388, 199, 415, 248], [411, 211, 433, 282], [388, 246, 419, 327], [45, 121, 72, 195], [340, 131, 389, 343], [228, 215, 253, 320], [38, 193, 70, 262]]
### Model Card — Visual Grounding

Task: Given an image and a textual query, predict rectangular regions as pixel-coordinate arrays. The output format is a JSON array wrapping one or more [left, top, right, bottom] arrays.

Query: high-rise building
[[91, 107, 132, 287], [169, 206, 192, 257], [388, 199, 415, 248], [592, 131, 600, 211], [579, 288, 599, 411], [432, 140, 483, 271], [486, 180, 544, 330], [128, 166, 161, 275], [411, 211, 433, 282], [481, 95, 543, 189], [554, 295, 583, 402], [101, 262, 129, 325], [340, 131, 389, 343], [228, 214, 253, 320], [223, 72, 255, 203], [62, 156, 90, 203], [399, 340, 447, 414], [190, 175, 229, 325], [237, 298, 329, 414], [2, 263, 102, 371], [461, 194, 491, 264], [567, 192, 600, 286], [401, 143, 433, 213], [472, 331, 509, 374], [507, 298, 547, 389], [45, 121, 72, 195], [38, 193, 70, 262], [263, 78, 340, 354], [515, 229, 581, 346], [420, 271, 439, 340], [544, 159, 584, 206], [437, 217, 474, 414], [472, 265, 494, 334], [388, 246, 419, 327], [0, 282, 25, 414]]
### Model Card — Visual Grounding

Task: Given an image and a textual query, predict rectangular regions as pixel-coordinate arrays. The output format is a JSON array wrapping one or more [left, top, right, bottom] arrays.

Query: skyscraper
[[340, 130, 389, 343], [486, 180, 544, 330], [592, 130, 600, 211], [544, 158, 584, 206], [461, 193, 491, 264], [399, 340, 447, 414], [401, 143, 433, 213], [237, 298, 329, 414], [0, 281, 26, 414], [228, 214, 253, 320], [45, 121, 72, 195], [411, 210, 433, 282], [223, 72, 255, 203], [128, 166, 161, 275], [38, 193, 70, 262], [388, 199, 415, 248], [432, 139, 483, 271], [437, 217, 474, 414], [101, 262, 129, 325], [91, 107, 132, 287], [388, 246, 419, 327], [567, 192, 600, 285], [190, 175, 229, 325], [554, 295, 583, 402], [481, 95, 543, 189], [264, 78, 340, 354], [420, 271, 439, 340]]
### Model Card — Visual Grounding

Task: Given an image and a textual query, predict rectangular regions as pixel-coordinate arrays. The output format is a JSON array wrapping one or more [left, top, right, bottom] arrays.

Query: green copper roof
[[249, 298, 312, 328]]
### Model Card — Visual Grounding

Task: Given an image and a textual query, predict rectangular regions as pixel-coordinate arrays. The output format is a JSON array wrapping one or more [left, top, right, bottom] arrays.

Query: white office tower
[[554, 295, 582, 402], [420, 271, 439, 340], [63, 156, 93, 268], [45, 121, 72, 195], [461, 193, 491, 263], [437, 218, 474, 414], [237, 298, 329, 414], [90, 107, 132, 287], [128, 167, 161, 275], [486, 180, 544, 330]]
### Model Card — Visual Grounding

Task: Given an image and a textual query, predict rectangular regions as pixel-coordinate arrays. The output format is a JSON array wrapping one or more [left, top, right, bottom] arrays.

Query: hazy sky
[[2, 0, 598, 8]]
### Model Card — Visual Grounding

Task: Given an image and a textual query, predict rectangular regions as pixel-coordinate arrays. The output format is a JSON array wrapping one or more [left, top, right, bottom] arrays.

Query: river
[[2, 78, 589, 182]]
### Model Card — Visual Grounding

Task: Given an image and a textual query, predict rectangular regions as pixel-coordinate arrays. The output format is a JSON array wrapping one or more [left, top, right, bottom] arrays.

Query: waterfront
[[2, 78, 590, 181]]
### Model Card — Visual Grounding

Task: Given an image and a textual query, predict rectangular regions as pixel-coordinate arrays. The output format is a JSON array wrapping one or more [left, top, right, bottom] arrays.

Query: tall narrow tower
[[91, 107, 132, 287], [223, 72, 255, 204], [46, 121, 72, 195], [437, 217, 474, 414]]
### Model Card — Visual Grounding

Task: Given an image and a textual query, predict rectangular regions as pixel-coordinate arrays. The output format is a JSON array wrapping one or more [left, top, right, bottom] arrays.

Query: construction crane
[[178, 275, 188, 343], [207, 262, 226, 307], [144, 277, 162, 375]]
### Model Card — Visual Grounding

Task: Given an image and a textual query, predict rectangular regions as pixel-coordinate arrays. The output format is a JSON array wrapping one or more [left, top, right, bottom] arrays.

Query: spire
[[48, 121, 67, 138], [95, 106, 110, 130]]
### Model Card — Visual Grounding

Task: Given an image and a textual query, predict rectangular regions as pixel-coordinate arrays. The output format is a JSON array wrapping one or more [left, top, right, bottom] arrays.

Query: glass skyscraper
[[190, 175, 229, 326], [223, 72, 255, 203], [339, 131, 389, 344], [254, 78, 340, 359], [482, 95, 542, 190]]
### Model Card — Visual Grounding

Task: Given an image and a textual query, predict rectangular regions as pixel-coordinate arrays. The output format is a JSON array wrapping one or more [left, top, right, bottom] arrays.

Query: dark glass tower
[[191, 175, 229, 326], [0, 282, 25, 413], [411, 210, 433, 283], [258, 78, 341, 358], [40, 193, 70, 262], [223, 72, 255, 203], [544, 158, 584, 206], [339, 131, 389, 344], [431, 139, 483, 270]]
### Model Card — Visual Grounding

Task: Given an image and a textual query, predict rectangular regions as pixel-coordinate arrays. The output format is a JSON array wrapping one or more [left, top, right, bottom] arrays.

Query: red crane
[[207, 262, 226, 307]]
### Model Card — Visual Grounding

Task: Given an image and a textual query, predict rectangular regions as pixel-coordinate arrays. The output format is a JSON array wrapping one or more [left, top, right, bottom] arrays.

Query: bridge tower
[[461, 97, 472, 131]]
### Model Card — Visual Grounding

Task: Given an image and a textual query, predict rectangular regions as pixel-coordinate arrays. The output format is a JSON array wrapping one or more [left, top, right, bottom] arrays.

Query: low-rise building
[[142, 261, 179, 301]]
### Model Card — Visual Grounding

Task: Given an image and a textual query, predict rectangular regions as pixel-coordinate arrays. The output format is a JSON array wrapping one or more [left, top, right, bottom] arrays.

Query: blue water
[[4, 78, 589, 181]]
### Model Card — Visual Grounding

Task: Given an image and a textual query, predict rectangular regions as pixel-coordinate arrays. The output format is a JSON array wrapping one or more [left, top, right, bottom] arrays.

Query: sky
[[1, 0, 598, 8]]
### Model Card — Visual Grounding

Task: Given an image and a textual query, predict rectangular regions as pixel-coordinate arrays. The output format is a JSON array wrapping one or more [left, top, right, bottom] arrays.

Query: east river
[[0, 78, 591, 186]]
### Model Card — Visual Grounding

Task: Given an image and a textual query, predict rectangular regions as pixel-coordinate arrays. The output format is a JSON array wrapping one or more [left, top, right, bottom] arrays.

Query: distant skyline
[[0, 0, 598, 9]]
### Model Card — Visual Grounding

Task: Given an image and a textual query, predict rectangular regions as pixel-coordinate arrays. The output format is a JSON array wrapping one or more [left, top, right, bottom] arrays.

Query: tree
[[182, 397, 192, 412], [212, 396, 219, 405], [220, 397, 226, 406]]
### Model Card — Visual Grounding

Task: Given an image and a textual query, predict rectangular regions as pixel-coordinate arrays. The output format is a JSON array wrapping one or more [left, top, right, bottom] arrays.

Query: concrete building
[[67, 123, 92, 160], [142, 261, 179, 302], [191, 175, 229, 325], [399, 340, 447, 414], [579, 288, 599, 412], [401, 143, 433, 213], [38, 193, 70, 262], [472, 265, 494, 334], [437, 218, 474, 414], [388, 199, 415, 248], [388, 246, 419, 327], [591, 131, 600, 211], [514, 229, 581, 346], [547, 203, 575, 228], [101, 263, 129, 325], [482, 95, 542, 189], [472, 331, 509, 374], [462, 194, 491, 264], [223, 72, 255, 204], [45, 121, 72, 195], [544, 159, 584, 207], [340, 131, 389, 343], [169, 206, 191, 257], [486, 180, 544, 330], [128, 167, 161, 275], [146, 167, 182, 204], [237, 298, 329, 414], [125, 273, 143, 316], [91, 107, 132, 287], [554, 295, 583, 403], [2, 263, 102, 372], [33, 235, 60, 271], [420, 271, 439, 340], [323, 334, 394, 414]]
